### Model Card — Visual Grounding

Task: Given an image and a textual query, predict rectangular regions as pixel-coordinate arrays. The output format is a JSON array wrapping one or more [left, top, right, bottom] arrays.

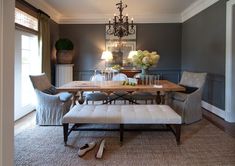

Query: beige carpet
[[15, 119, 235, 166]]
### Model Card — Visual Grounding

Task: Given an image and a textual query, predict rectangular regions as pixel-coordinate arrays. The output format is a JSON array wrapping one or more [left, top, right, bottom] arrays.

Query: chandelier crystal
[[107, 0, 135, 39]]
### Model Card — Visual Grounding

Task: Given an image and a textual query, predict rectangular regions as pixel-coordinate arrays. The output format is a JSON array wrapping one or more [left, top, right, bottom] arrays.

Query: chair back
[[112, 73, 128, 81], [90, 74, 105, 81], [180, 71, 207, 89], [29, 73, 52, 91]]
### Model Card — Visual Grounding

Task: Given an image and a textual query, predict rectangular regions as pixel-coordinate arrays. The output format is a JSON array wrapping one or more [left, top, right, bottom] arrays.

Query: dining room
[[1, 0, 235, 165]]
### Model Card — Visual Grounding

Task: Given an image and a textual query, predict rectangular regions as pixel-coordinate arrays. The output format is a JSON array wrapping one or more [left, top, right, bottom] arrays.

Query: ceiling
[[25, 0, 219, 23]]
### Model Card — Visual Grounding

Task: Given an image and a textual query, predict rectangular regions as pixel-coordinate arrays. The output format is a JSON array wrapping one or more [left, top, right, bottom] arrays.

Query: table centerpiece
[[132, 50, 160, 75]]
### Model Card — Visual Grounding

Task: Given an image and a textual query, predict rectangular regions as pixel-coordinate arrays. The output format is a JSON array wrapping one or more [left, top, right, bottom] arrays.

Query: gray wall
[[182, 0, 227, 109], [59, 24, 182, 81], [137, 24, 181, 70]]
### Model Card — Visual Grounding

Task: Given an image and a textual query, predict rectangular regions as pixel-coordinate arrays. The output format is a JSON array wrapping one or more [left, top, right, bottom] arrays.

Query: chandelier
[[107, 0, 135, 39]]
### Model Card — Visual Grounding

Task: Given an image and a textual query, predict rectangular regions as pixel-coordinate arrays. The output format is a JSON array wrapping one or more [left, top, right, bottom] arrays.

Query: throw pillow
[[179, 84, 198, 94], [42, 86, 57, 95]]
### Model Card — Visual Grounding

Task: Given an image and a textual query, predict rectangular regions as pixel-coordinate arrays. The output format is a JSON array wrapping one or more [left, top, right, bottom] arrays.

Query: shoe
[[96, 139, 106, 159], [78, 141, 96, 157]]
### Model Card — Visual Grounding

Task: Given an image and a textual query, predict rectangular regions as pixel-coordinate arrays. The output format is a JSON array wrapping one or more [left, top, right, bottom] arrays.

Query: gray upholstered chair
[[85, 74, 108, 104], [169, 71, 207, 124], [109, 73, 131, 104], [29, 73, 72, 125]]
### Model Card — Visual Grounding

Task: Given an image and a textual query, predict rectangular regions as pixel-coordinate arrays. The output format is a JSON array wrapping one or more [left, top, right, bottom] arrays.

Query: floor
[[14, 111, 35, 136], [15, 108, 235, 138], [203, 109, 235, 138]]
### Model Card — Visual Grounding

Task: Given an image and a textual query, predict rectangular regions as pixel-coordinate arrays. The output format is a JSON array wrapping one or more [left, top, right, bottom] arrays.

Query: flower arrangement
[[132, 50, 160, 69], [112, 64, 122, 71]]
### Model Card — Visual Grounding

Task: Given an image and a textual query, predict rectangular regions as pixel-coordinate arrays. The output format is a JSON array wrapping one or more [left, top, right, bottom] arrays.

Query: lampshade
[[128, 51, 137, 59], [101, 51, 113, 61]]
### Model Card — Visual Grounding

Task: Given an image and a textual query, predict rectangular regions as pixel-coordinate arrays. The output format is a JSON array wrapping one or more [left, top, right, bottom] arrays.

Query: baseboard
[[201, 101, 225, 119]]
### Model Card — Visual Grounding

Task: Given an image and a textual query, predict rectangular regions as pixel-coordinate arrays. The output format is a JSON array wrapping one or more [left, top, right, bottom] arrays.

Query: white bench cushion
[[63, 105, 182, 124]]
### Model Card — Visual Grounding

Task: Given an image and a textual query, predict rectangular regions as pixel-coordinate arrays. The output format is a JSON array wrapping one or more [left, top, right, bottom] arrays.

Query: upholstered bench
[[63, 105, 182, 145]]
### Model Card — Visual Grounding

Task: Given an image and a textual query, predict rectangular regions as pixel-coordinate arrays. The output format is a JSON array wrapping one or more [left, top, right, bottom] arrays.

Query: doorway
[[14, 30, 41, 120]]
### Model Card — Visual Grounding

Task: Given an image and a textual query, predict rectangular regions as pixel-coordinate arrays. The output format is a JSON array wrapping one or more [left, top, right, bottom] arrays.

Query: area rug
[[15, 119, 235, 166]]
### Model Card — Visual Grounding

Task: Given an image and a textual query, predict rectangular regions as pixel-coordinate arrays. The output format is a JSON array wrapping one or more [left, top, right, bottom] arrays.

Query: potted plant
[[55, 38, 74, 64]]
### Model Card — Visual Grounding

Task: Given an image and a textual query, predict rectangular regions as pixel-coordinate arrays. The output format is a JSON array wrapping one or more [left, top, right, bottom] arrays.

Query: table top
[[57, 80, 185, 93]]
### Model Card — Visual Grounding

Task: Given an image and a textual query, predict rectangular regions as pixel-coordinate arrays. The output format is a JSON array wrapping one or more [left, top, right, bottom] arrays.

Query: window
[[14, 8, 41, 120], [15, 8, 38, 31]]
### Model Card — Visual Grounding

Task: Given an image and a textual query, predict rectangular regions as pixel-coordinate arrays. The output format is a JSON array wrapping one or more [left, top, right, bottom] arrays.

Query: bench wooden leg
[[63, 123, 69, 146], [120, 124, 124, 143], [156, 91, 161, 104], [175, 124, 181, 145]]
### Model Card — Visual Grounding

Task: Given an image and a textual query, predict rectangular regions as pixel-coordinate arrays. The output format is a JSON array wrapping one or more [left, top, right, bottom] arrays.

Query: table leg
[[78, 91, 85, 104], [70, 92, 77, 106]]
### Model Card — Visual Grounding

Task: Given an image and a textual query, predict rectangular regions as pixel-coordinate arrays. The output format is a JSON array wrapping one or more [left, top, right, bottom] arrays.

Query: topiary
[[55, 38, 74, 50]]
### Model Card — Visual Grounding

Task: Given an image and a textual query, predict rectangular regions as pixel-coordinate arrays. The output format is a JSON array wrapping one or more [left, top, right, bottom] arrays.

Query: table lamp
[[101, 51, 113, 70]]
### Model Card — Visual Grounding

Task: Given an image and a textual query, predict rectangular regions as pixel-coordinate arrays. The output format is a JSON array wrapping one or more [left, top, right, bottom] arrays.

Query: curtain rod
[[16, 0, 50, 18]]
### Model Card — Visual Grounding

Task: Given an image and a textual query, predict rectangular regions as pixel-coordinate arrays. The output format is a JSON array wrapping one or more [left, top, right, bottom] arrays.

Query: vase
[[56, 50, 74, 64], [141, 68, 149, 75]]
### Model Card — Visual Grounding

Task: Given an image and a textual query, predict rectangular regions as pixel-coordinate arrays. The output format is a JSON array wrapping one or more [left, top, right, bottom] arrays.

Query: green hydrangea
[[132, 50, 160, 69]]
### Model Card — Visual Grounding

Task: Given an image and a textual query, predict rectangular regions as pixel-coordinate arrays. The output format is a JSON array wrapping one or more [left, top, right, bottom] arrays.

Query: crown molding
[[25, 0, 219, 24], [25, 0, 61, 23], [181, 0, 219, 22], [58, 14, 181, 24]]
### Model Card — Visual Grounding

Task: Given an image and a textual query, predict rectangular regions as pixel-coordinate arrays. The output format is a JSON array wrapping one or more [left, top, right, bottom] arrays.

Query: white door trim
[[0, 0, 3, 164], [225, 0, 235, 122], [0, 0, 14, 165]]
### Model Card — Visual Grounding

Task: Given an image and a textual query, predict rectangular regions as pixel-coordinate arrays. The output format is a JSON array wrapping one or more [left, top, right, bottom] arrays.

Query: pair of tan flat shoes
[[78, 139, 106, 159]]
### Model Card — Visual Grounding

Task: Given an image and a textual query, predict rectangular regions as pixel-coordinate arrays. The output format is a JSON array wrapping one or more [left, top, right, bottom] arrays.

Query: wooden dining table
[[57, 80, 185, 105]]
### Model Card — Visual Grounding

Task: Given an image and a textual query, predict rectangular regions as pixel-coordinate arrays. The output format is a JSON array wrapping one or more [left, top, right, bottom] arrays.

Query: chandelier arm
[[108, 0, 134, 39]]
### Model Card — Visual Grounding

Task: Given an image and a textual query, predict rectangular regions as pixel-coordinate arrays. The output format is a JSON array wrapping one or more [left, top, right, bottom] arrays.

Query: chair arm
[[35, 89, 62, 106], [185, 88, 202, 102], [180, 89, 202, 110]]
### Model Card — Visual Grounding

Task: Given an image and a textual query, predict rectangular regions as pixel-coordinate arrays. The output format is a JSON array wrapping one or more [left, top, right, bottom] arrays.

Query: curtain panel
[[39, 12, 51, 82]]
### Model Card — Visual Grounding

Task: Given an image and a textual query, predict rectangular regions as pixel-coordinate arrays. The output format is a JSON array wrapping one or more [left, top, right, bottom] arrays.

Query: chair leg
[[175, 124, 181, 145], [145, 100, 147, 104], [63, 123, 69, 146], [120, 124, 124, 143]]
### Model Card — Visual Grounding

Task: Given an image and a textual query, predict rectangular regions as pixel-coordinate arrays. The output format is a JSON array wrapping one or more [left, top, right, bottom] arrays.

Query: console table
[[120, 69, 141, 78]]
